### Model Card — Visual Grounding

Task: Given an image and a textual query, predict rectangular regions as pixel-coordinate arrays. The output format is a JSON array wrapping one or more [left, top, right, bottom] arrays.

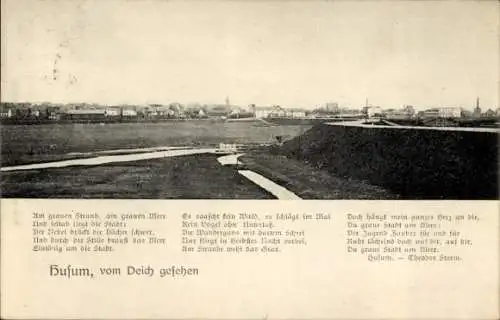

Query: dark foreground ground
[[3, 121, 493, 199], [0, 154, 274, 199], [241, 153, 398, 199], [1, 151, 397, 199], [279, 123, 499, 199]]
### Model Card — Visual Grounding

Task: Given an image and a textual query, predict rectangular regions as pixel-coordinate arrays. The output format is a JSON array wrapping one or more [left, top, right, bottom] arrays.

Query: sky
[[1, 0, 499, 110]]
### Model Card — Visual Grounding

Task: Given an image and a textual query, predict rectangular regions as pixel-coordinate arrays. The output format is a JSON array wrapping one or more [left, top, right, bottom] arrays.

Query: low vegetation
[[1, 154, 274, 199], [278, 123, 498, 199], [1, 121, 310, 166], [240, 153, 398, 199]]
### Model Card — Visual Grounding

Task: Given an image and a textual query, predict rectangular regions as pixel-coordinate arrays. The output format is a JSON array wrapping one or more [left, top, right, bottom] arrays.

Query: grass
[[0, 154, 275, 199], [1, 121, 311, 166], [240, 153, 398, 199], [279, 123, 498, 199]]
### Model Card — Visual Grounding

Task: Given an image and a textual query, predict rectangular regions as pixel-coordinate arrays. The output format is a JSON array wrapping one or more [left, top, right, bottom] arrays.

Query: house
[[169, 103, 185, 118], [312, 106, 339, 117], [421, 108, 440, 118], [0, 106, 13, 118], [105, 107, 121, 117], [147, 105, 173, 118], [383, 107, 414, 120], [460, 108, 472, 118], [62, 109, 106, 122], [421, 107, 461, 118], [121, 108, 137, 117], [156, 105, 174, 118], [205, 104, 232, 117], [268, 106, 287, 118], [228, 106, 253, 119], [15, 107, 35, 119], [284, 108, 307, 118], [337, 108, 364, 117], [183, 106, 206, 118], [46, 106, 61, 120], [143, 106, 158, 118], [439, 107, 461, 118], [483, 109, 495, 117], [253, 106, 276, 118]]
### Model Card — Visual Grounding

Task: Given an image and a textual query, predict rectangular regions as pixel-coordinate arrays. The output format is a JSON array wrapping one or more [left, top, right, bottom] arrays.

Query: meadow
[[279, 123, 498, 199], [1, 121, 311, 166], [1, 154, 274, 199]]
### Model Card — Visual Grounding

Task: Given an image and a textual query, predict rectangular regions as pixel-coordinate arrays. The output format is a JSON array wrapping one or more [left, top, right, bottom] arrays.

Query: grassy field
[[241, 153, 398, 199], [1, 154, 274, 199], [279, 123, 498, 199], [4, 121, 494, 199], [1, 121, 311, 166]]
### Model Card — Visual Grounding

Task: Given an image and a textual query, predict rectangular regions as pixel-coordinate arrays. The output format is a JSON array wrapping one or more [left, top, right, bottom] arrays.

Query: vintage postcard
[[1, 0, 498, 319]]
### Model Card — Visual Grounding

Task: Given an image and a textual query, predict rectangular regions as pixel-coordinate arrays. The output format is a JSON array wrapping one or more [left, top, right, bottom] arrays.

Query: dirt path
[[217, 153, 302, 200], [237, 170, 302, 200]]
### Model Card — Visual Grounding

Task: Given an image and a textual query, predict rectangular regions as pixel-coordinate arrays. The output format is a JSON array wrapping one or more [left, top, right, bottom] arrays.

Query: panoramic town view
[[1, 1, 498, 199], [1, 97, 497, 199], [1, 96, 499, 126]]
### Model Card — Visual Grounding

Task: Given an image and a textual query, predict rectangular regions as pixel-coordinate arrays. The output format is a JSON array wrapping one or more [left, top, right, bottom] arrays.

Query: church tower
[[473, 96, 481, 118]]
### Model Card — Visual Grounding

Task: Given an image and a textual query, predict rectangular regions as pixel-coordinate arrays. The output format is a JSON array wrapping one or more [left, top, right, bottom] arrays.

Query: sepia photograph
[[1, 2, 499, 320], [1, 0, 498, 200]]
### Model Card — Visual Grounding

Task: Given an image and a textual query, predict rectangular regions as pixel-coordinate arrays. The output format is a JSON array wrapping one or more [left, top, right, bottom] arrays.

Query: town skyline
[[0, 96, 495, 112], [2, 1, 498, 109]]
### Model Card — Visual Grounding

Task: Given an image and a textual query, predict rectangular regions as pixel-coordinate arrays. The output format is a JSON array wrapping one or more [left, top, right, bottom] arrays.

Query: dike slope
[[279, 123, 498, 199]]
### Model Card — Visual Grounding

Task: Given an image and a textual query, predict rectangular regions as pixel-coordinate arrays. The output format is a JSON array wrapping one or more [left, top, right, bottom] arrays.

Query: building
[[205, 104, 232, 117], [472, 97, 482, 118], [197, 109, 206, 117], [121, 108, 137, 117], [253, 106, 276, 118], [421, 108, 440, 118], [439, 107, 462, 118], [421, 107, 461, 118], [105, 108, 121, 116], [383, 106, 415, 119], [268, 106, 287, 118], [366, 106, 383, 118], [483, 109, 495, 117], [228, 106, 253, 118], [45, 106, 61, 120], [384, 109, 410, 120], [63, 109, 106, 122], [325, 102, 339, 113], [337, 108, 364, 117], [169, 103, 185, 118], [460, 108, 472, 118], [285, 108, 307, 118], [1, 107, 13, 118], [147, 104, 172, 118], [402, 105, 416, 117]]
